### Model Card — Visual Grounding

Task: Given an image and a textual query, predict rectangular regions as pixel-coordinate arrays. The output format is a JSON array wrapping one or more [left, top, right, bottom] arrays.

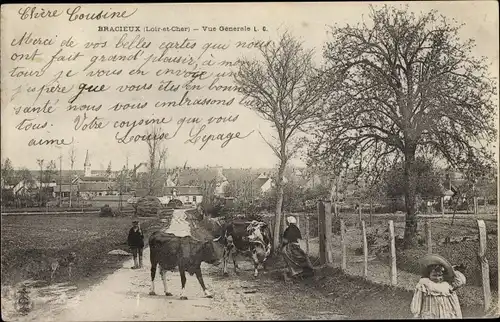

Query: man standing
[[127, 219, 144, 269]]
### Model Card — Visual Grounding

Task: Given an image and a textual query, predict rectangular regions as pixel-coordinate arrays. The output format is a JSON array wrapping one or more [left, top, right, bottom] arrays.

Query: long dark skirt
[[282, 242, 314, 277]]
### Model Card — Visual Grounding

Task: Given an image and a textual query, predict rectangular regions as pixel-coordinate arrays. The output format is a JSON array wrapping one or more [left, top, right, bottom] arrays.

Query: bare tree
[[117, 165, 128, 211], [145, 125, 168, 196], [309, 6, 497, 247], [36, 159, 44, 205], [68, 145, 77, 207], [44, 160, 57, 184], [234, 32, 328, 252]]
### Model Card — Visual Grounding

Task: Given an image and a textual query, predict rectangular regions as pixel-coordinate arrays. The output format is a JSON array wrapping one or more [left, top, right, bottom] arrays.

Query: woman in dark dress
[[281, 216, 314, 280]]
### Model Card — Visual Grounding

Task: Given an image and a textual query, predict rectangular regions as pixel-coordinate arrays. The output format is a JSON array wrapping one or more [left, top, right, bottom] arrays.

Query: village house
[[12, 179, 57, 196], [160, 186, 203, 205], [160, 166, 289, 205], [50, 151, 118, 200]]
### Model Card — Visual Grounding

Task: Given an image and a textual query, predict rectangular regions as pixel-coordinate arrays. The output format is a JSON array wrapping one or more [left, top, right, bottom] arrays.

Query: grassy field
[[266, 211, 498, 293], [339, 215, 498, 291], [0, 214, 166, 288]]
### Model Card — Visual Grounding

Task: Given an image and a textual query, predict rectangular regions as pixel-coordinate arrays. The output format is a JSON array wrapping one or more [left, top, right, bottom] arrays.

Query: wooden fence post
[[305, 215, 310, 255], [362, 220, 368, 279], [477, 220, 491, 311], [296, 214, 301, 230], [324, 200, 334, 265], [388, 220, 397, 286], [474, 197, 478, 215], [441, 197, 445, 216], [425, 220, 432, 254], [318, 200, 326, 265], [340, 219, 347, 271], [358, 203, 362, 223]]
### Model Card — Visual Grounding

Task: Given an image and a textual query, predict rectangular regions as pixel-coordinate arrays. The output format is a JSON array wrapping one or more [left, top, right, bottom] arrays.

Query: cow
[[148, 231, 221, 300], [213, 219, 272, 278]]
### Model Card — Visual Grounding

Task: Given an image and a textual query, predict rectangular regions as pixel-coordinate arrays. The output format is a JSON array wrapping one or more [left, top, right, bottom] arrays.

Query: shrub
[[167, 199, 183, 209], [201, 196, 227, 218], [99, 204, 114, 217], [135, 196, 161, 217]]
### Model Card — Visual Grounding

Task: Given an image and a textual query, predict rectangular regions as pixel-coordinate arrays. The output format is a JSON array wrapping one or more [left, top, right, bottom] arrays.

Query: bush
[[167, 199, 183, 209], [388, 199, 406, 213], [99, 204, 114, 217], [135, 196, 161, 217], [201, 196, 226, 217]]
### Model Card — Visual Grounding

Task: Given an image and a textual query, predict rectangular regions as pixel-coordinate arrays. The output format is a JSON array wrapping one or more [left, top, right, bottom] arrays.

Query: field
[[335, 214, 498, 290], [1, 214, 165, 288]]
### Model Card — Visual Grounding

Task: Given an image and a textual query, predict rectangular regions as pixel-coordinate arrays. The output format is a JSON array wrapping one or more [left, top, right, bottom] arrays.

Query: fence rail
[[284, 201, 497, 312]]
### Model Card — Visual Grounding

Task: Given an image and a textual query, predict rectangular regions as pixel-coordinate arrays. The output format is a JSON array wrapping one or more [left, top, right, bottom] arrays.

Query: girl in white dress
[[410, 254, 466, 319]]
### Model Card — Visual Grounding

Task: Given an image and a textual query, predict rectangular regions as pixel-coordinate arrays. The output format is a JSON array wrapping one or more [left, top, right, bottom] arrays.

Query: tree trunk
[[69, 182, 73, 208], [273, 161, 286, 254], [403, 149, 418, 248], [69, 166, 73, 208]]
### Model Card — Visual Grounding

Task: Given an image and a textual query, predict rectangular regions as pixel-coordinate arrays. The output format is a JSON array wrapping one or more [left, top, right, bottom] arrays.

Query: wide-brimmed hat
[[419, 254, 455, 281], [132, 219, 139, 223], [286, 216, 297, 225]]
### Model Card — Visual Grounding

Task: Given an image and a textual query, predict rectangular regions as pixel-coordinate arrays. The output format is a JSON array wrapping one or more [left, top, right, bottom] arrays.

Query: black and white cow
[[213, 219, 272, 277]]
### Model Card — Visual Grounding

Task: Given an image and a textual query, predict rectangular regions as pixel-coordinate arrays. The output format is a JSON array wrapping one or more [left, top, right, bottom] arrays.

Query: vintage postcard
[[1, 2, 499, 320]]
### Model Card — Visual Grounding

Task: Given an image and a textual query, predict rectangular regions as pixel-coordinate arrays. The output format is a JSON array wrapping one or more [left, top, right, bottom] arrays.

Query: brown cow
[[148, 231, 221, 300]]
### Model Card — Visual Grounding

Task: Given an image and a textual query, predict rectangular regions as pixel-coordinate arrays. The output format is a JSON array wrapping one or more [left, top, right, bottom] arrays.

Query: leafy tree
[[304, 183, 331, 203], [261, 180, 307, 213], [309, 6, 497, 247], [200, 179, 225, 217], [1, 158, 15, 207], [385, 157, 442, 199], [16, 167, 36, 200], [223, 176, 261, 201], [234, 32, 328, 252], [1, 158, 15, 186]]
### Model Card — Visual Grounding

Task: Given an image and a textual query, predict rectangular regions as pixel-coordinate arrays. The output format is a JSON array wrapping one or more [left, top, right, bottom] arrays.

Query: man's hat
[[419, 254, 455, 281]]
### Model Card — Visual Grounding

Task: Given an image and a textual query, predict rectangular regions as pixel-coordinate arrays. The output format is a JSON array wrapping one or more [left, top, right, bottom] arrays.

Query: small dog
[[50, 252, 77, 282]]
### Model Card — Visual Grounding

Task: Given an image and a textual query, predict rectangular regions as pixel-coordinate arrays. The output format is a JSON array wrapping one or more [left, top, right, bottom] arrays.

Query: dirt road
[[9, 209, 278, 321]]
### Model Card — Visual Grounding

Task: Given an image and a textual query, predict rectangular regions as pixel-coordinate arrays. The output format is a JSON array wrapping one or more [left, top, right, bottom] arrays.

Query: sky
[[1, 1, 498, 171]]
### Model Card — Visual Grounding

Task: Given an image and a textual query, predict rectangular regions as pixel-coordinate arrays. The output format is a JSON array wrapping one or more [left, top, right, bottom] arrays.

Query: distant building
[[84, 150, 92, 177], [12, 179, 56, 195], [255, 173, 273, 193], [77, 150, 117, 197], [162, 186, 203, 205]]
